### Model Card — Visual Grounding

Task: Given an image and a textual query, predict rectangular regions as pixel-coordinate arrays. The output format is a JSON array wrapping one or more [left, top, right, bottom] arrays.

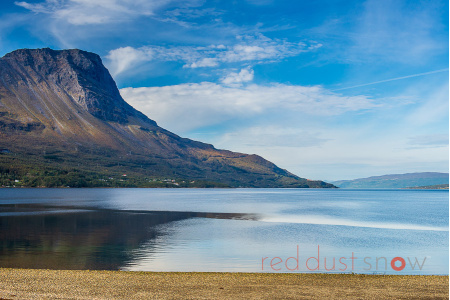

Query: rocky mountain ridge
[[0, 48, 334, 188]]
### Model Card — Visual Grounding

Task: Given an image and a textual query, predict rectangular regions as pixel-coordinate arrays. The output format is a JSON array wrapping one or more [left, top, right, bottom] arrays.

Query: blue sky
[[0, 0, 448, 180]]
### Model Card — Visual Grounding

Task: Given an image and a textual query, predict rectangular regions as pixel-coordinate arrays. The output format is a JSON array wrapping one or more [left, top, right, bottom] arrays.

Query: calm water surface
[[0, 188, 447, 274]]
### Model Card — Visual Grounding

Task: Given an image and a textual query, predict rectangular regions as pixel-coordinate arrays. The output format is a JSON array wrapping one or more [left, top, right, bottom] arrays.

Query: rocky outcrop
[[1, 48, 153, 124]]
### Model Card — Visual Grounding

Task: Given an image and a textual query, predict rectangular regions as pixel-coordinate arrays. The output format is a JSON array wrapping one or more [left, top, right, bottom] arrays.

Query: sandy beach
[[0, 268, 447, 299]]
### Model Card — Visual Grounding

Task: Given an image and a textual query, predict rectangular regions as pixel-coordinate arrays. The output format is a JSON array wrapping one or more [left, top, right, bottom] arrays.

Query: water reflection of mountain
[[0, 204, 257, 270]]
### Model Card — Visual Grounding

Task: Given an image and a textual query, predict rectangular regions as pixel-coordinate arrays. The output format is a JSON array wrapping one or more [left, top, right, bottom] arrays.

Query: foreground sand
[[0, 269, 448, 299]]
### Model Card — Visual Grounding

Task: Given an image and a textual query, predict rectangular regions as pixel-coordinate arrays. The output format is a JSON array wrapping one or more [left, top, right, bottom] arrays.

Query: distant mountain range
[[0, 48, 334, 188], [332, 172, 449, 189], [406, 184, 448, 190]]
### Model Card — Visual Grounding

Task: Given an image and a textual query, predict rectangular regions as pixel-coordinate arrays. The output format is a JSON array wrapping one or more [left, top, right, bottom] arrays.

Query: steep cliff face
[[0, 48, 170, 151], [0, 48, 334, 188], [1, 48, 151, 124]]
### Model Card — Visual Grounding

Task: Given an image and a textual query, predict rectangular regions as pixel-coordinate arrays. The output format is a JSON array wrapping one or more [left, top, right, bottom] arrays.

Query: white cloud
[[119, 78, 448, 181], [164, 7, 223, 20], [15, 0, 55, 13], [188, 57, 218, 68], [13, 0, 214, 48], [219, 126, 329, 148], [408, 134, 449, 148], [106, 46, 153, 76], [120, 82, 376, 132], [15, 0, 175, 25], [403, 82, 449, 126], [220, 68, 254, 86], [214, 124, 449, 181], [106, 34, 321, 75]]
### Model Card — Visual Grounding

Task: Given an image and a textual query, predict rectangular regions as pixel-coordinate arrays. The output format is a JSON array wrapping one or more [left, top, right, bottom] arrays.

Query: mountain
[[332, 172, 449, 189], [0, 48, 334, 188], [406, 184, 449, 190]]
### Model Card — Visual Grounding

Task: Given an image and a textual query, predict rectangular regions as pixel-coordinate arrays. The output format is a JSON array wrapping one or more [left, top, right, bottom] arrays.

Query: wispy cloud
[[15, 0, 176, 25], [350, 0, 447, 63], [306, 0, 447, 67], [106, 46, 152, 76], [120, 82, 376, 132], [106, 34, 321, 75], [219, 126, 329, 148], [13, 0, 229, 49], [408, 134, 449, 148], [332, 69, 449, 91], [402, 82, 449, 127], [164, 7, 223, 21], [216, 124, 448, 181]]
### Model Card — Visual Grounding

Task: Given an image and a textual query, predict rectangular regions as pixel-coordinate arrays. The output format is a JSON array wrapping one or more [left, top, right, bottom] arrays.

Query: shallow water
[[0, 188, 447, 274]]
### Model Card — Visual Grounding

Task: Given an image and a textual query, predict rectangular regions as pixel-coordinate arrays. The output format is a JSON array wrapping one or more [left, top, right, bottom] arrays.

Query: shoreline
[[0, 269, 448, 299]]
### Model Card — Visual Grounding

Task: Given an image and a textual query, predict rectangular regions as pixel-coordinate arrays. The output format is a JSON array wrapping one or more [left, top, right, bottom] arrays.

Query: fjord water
[[0, 189, 447, 274]]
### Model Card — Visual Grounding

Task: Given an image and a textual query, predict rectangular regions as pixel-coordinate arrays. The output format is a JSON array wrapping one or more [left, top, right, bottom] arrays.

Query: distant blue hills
[[332, 172, 449, 189]]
